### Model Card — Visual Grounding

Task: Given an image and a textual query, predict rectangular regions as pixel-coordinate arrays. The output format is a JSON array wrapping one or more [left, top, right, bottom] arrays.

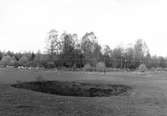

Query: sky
[[0, 0, 167, 56]]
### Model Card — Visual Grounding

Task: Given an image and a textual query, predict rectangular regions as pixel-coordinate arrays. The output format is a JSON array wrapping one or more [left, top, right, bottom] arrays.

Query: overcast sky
[[0, 0, 167, 56]]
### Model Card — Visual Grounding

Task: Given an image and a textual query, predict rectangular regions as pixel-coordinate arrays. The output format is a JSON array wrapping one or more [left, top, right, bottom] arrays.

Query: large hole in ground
[[11, 81, 132, 97]]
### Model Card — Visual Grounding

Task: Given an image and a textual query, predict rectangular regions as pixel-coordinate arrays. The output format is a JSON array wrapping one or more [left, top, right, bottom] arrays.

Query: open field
[[1, 68, 167, 115]]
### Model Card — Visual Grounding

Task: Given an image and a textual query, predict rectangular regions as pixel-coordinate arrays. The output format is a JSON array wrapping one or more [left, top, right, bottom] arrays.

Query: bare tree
[[134, 39, 149, 66], [46, 29, 62, 57]]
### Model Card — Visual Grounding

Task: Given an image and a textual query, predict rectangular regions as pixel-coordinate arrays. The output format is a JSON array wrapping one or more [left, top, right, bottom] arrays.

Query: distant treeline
[[0, 29, 166, 69]]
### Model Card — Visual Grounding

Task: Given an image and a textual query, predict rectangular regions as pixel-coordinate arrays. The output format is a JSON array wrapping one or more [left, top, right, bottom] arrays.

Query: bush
[[138, 64, 147, 72], [83, 63, 94, 71], [0, 55, 14, 67], [155, 67, 163, 71], [35, 75, 46, 82], [96, 62, 106, 72]]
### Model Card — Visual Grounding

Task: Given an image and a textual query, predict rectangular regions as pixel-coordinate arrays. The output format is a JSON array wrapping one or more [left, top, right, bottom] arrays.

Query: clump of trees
[[0, 29, 166, 70]]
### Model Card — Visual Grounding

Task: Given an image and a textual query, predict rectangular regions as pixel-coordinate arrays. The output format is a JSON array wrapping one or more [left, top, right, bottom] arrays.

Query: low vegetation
[[0, 70, 166, 115], [11, 80, 131, 97], [138, 64, 147, 72]]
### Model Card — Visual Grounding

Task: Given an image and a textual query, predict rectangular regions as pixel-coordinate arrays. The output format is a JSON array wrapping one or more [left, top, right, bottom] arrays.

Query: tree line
[[0, 29, 166, 70]]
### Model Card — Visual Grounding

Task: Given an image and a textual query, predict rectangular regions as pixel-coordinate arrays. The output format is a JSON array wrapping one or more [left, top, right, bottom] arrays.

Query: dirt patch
[[11, 81, 132, 97]]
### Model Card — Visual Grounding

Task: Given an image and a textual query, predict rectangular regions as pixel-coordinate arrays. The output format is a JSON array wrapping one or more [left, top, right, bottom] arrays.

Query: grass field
[[1, 68, 167, 116]]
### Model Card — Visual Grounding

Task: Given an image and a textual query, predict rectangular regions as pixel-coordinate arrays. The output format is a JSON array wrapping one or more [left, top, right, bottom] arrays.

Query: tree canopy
[[0, 29, 166, 70]]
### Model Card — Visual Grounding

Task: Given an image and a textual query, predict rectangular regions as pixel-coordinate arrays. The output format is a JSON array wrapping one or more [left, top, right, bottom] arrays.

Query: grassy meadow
[[0, 68, 167, 115]]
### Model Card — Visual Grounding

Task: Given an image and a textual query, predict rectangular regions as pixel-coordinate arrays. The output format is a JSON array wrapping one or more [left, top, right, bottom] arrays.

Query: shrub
[[35, 75, 45, 82], [0, 55, 13, 67], [156, 67, 162, 71], [138, 64, 147, 72], [83, 63, 93, 71], [96, 62, 106, 72], [18, 55, 29, 67], [16, 80, 22, 84]]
